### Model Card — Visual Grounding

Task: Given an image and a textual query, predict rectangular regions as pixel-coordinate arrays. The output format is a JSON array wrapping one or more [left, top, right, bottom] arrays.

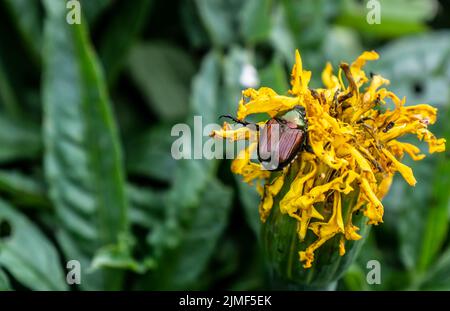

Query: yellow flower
[[212, 50, 446, 268]]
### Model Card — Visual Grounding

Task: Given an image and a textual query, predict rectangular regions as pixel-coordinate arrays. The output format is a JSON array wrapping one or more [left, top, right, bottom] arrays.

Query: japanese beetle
[[221, 105, 309, 171]]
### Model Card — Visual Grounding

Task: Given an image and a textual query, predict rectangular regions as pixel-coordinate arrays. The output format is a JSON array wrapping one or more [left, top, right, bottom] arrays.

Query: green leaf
[[0, 268, 11, 290], [99, 0, 153, 85], [0, 59, 21, 117], [127, 184, 165, 228], [195, 0, 243, 47], [0, 170, 49, 209], [146, 178, 233, 289], [145, 51, 222, 276], [0, 114, 41, 163], [79, 0, 112, 24], [282, 0, 334, 47], [341, 264, 369, 291], [240, 0, 272, 44], [259, 55, 289, 94], [321, 26, 363, 66], [419, 247, 450, 290], [337, 0, 437, 38], [236, 176, 261, 237], [193, 51, 223, 122], [3, 0, 42, 62], [418, 153, 450, 271], [128, 43, 195, 121], [125, 124, 176, 183], [0, 199, 67, 290], [91, 235, 156, 274], [269, 5, 296, 67], [180, 0, 210, 48], [42, 0, 129, 289]]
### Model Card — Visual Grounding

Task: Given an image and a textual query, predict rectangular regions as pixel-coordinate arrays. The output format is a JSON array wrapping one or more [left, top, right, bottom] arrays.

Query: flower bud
[[261, 163, 369, 288]]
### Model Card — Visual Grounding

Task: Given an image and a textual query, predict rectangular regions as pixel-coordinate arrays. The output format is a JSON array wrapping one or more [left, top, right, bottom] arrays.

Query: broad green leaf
[[127, 184, 165, 228], [259, 55, 289, 94], [419, 247, 450, 290], [348, 233, 412, 290], [146, 178, 233, 289], [195, 0, 243, 47], [0, 170, 49, 209], [0, 268, 11, 290], [418, 152, 450, 271], [240, 0, 272, 44], [128, 43, 195, 121], [0, 60, 21, 117], [278, 0, 338, 83], [321, 26, 363, 66], [91, 235, 156, 274], [337, 0, 437, 38], [341, 264, 369, 291], [0, 114, 41, 163], [0, 199, 67, 290], [235, 177, 261, 237], [180, 0, 210, 48], [79, 0, 112, 24], [125, 124, 176, 183], [228, 243, 266, 290], [146, 52, 222, 273], [269, 5, 296, 67], [99, 0, 153, 85], [42, 0, 128, 289], [282, 0, 333, 47], [3, 0, 42, 62]]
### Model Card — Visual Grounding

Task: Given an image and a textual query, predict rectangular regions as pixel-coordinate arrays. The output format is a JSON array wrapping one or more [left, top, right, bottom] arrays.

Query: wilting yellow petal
[[294, 171, 358, 210], [321, 62, 340, 90], [350, 51, 379, 86], [210, 122, 252, 141], [290, 50, 312, 96], [231, 143, 270, 184], [300, 192, 345, 268], [339, 237, 346, 256], [259, 173, 286, 222], [382, 149, 416, 186], [345, 223, 362, 241], [360, 178, 384, 224], [237, 88, 299, 120]]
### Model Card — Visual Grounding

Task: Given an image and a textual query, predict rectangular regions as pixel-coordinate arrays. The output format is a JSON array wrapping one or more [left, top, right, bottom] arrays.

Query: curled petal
[[382, 149, 416, 186]]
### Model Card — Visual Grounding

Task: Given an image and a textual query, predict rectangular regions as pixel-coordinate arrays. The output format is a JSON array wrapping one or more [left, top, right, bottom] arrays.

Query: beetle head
[[279, 105, 307, 129]]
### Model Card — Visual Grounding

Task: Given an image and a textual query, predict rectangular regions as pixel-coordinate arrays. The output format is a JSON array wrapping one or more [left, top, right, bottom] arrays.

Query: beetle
[[220, 105, 309, 171]]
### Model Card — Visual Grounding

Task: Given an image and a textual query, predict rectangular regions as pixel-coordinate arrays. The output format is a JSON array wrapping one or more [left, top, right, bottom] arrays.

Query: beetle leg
[[219, 115, 250, 126], [309, 88, 320, 100]]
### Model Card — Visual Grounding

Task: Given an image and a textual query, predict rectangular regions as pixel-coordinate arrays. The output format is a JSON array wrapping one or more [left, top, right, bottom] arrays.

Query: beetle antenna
[[219, 115, 250, 126]]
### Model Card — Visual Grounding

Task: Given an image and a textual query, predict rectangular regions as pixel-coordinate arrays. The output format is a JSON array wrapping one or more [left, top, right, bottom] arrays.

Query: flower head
[[212, 50, 446, 268]]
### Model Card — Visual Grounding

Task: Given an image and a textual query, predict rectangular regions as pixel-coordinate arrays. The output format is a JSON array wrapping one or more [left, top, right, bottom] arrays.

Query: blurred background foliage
[[0, 0, 449, 290]]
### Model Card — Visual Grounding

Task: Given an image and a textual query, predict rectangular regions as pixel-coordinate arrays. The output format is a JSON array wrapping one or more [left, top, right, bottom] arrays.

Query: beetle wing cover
[[258, 119, 305, 169], [278, 126, 305, 164]]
